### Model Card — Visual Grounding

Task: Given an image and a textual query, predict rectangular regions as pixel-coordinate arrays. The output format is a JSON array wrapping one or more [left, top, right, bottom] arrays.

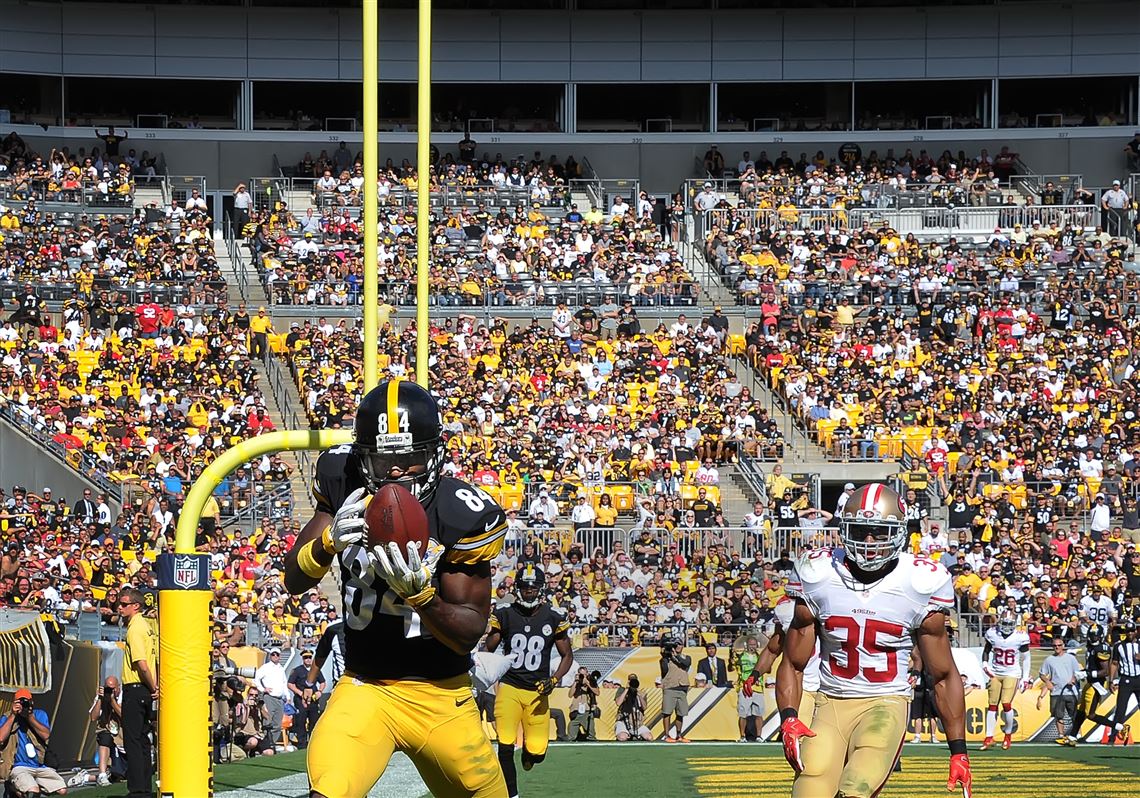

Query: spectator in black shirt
[[1040, 181, 1064, 205], [287, 650, 325, 749]]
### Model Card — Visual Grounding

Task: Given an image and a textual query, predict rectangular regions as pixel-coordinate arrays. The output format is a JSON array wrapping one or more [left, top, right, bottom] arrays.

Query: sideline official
[[120, 587, 157, 798]]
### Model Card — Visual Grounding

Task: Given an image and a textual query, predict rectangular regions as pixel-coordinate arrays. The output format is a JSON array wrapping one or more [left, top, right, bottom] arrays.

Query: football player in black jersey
[[284, 380, 509, 798], [1060, 622, 1116, 746], [482, 565, 572, 798]]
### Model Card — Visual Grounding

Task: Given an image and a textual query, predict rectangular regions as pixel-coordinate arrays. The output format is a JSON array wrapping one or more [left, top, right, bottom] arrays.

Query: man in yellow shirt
[[765, 464, 798, 500], [120, 587, 157, 798], [250, 306, 273, 360]]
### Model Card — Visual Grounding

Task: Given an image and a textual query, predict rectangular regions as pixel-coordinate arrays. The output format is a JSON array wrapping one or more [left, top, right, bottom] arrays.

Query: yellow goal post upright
[[156, 1, 433, 794]]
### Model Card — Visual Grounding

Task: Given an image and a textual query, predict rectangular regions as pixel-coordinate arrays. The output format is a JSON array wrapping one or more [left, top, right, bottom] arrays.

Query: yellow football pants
[[308, 675, 507, 798], [493, 683, 550, 756], [987, 675, 1019, 706], [794, 694, 909, 798]]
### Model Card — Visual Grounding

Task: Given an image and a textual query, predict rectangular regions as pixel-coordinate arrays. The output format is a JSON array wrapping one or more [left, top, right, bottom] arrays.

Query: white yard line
[[218, 752, 429, 798]]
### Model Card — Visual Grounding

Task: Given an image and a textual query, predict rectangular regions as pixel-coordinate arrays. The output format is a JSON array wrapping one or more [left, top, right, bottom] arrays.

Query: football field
[[76, 742, 1140, 798]]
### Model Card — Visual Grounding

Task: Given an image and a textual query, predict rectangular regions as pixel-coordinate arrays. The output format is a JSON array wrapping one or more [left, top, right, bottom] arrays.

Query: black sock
[[497, 744, 517, 796]]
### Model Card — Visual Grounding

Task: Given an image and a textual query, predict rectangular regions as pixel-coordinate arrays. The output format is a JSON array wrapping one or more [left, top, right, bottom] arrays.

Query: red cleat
[[1002, 735, 1012, 750], [979, 737, 995, 751]]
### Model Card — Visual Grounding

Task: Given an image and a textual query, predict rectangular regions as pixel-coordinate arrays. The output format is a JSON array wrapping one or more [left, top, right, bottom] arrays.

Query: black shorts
[[911, 689, 938, 720], [96, 729, 116, 748]]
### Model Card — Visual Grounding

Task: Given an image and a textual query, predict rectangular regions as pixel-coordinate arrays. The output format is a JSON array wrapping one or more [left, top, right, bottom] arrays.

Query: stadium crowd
[[247, 155, 694, 308], [1, 130, 162, 206]]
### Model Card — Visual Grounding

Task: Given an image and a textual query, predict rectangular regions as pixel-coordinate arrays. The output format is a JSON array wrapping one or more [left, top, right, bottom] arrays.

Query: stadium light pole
[[158, 430, 351, 797], [363, 0, 379, 393], [416, 0, 431, 389]]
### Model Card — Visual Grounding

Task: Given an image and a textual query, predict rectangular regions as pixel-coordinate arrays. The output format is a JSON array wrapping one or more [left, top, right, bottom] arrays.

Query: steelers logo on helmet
[[515, 564, 546, 609], [838, 482, 908, 571], [352, 380, 445, 501]]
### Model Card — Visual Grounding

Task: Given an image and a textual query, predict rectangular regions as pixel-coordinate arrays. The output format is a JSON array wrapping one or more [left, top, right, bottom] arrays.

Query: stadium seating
[[245, 157, 697, 308]]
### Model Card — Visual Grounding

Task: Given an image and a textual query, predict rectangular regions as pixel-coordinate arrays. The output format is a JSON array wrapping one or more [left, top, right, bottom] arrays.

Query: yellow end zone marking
[[689, 756, 1140, 798]]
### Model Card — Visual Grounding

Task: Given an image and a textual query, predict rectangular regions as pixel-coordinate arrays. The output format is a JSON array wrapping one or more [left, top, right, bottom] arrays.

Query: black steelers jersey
[[312, 445, 508, 680], [1086, 642, 1112, 684], [490, 602, 569, 690]]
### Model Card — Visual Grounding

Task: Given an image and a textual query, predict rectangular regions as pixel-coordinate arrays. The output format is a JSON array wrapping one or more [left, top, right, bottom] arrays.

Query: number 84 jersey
[[786, 549, 955, 698], [314, 447, 508, 681]]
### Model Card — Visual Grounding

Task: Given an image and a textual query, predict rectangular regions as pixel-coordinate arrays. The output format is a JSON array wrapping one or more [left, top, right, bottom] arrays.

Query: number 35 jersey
[[312, 447, 508, 681], [786, 549, 955, 699], [490, 602, 569, 690]]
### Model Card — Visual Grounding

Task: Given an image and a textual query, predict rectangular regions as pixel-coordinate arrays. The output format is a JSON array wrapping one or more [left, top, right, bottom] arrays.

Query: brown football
[[364, 483, 429, 556]]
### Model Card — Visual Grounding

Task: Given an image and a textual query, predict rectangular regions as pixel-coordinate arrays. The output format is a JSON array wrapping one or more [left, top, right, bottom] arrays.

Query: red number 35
[[825, 616, 907, 683]]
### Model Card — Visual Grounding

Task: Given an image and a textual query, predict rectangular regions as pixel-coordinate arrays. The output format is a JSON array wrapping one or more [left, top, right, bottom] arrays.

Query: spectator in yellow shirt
[[250, 306, 273, 360]]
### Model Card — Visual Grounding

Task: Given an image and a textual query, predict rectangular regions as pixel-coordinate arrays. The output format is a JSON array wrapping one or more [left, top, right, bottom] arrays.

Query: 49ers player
[[776, 483, 973, 798], [980, 610, 1032, 751]]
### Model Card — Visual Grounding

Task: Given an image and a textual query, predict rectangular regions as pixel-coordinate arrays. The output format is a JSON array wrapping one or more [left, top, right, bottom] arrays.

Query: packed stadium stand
[[2, 7, 1140, 788]]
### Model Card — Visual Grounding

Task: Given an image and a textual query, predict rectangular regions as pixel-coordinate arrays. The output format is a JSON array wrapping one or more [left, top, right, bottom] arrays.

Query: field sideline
[[71, 742, 1140, 798]]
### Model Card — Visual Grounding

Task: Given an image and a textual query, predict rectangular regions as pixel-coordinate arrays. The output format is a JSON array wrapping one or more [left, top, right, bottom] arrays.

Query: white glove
[[470, 651, 513, 693], [372, 539, 444, 606], [323, 487, 368, 553]]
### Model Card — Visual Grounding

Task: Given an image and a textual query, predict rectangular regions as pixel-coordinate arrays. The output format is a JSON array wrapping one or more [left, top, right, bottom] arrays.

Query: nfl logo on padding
[[174, 555, 200, 589]]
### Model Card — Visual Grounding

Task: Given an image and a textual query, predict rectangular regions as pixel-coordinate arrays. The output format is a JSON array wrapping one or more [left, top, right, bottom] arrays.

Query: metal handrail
[[0, 400, 121, 499]]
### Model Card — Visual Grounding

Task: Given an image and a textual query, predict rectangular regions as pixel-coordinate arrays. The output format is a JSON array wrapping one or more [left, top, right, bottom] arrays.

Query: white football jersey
[[774, 598, 822, 692], [1078, 595, 1115, 627], [983, 627, 1030, 678], [786, 549, 955, 698]]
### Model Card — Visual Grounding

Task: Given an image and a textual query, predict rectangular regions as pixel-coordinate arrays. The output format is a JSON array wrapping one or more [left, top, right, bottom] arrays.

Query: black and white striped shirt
[[1113, 639, 1140, 679]]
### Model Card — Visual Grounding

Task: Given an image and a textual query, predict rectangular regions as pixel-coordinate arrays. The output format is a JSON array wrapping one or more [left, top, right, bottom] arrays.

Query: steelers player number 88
[[508, 634, 547, 671]]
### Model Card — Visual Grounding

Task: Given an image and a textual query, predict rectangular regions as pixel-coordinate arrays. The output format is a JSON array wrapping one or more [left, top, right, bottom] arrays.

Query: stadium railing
[[698, 203, 1104, 241], [514, 524, 837, 566], [166, 175, 206, 208], [0, 280, 229, 306], [0, 401, 122, 499], [0, 182, 133, 212]]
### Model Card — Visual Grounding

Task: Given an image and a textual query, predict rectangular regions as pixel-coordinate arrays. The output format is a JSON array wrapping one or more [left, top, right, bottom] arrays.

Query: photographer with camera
[[0, 689, 67, 797], [614, 675, 653, 741], [85, 676, 124, 786], [566, 666, 600, 741], [660, 638, 693, 742], [233, 686, 276, 759]]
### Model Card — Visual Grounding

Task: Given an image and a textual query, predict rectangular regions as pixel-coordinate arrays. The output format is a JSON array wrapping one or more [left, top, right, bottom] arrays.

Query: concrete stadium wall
[[0, 417, 116, 510], [2, 1, 1137, 83]]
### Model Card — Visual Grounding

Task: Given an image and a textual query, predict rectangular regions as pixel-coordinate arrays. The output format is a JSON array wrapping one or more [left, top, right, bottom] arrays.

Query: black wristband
[[779, 707, 798, 722], [948, 739, 968, 756]]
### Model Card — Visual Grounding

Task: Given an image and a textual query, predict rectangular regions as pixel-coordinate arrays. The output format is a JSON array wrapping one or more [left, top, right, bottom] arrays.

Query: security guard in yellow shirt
[[120, 587, 157, 798]]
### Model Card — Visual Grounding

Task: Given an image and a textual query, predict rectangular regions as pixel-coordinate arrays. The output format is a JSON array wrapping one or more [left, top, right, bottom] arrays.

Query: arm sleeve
[[446, 508, 509, 566], [1021, 650, 1032, 682]]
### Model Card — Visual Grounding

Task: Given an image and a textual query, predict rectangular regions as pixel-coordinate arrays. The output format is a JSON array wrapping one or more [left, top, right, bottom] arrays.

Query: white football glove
[[323, 487, 368, 553], [372, 539, 444, 605]]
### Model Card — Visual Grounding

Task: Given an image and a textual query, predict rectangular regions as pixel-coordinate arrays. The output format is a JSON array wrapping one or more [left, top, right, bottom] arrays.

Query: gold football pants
[[493, 683, 551, 756], [308, 675, 507, 798], [793, 694, 909, 798]]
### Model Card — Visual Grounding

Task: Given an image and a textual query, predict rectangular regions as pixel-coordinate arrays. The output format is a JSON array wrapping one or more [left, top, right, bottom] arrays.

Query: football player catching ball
[[285, 380, 510, 798]]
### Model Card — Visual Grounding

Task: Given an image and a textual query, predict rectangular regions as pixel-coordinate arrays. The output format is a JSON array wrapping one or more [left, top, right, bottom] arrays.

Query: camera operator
[[233, 686, 276, 758], [614, 675, 652, 741], [0, 689, 67, 797], [86, 676, 124, 786], [566, 666, 600, 741], [211, 675, 242, 764], [660, 638, 693, 742]]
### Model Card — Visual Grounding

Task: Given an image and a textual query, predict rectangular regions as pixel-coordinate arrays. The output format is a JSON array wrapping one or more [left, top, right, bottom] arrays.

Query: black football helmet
[[353, 379, 445, 501], [515, 564, 546, 609], [1086, 622, 1104, 647]]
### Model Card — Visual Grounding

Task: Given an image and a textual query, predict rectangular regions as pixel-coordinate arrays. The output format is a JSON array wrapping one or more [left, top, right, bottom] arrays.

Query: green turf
[[69, 743, 1140, 797], [72, 751, 308, 797]]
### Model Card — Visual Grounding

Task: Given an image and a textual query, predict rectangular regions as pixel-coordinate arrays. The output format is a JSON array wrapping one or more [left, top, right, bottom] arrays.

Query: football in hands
[[364, 483, 430, 555]]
